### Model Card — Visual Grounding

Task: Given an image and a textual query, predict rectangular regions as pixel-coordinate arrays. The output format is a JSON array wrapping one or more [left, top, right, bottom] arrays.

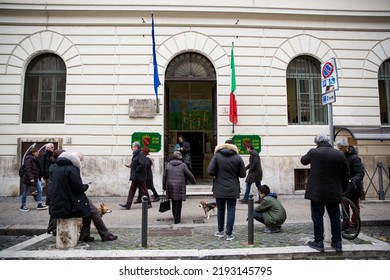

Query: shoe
[[119, 203, 130, 210], [308, 240, 324, 252], [20, 206, 29, 212], [148, 205, 152, 208], [331, 241, 342, 253], [79, 236, 95, 242], [226, 234, 235, 241], [152, 197, 160, 202], [214, 231, 224, 238], [102, 234, 118, 242], [36, 203, 48, 210], [263, 226, 281, 234], [134, 200, 142, 204], [238, 199, 248, 204]]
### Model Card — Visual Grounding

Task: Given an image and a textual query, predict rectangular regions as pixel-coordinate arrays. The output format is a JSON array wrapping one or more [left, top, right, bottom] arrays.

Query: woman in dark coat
[[48, 151, 90, 219], [163, 151, 196, 224], [20, 148, 47, 211]]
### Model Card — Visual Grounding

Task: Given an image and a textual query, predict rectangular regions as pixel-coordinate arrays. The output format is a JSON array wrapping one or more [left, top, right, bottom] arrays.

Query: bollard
[[378, 162, 385, 200], [141, 195, 148, 248], [248, 195, 254, 245]]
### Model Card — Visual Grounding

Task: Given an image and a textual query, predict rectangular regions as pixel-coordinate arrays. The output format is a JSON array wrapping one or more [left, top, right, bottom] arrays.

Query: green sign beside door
[[232, 135, 261, 154], [131, 132, 161, 152]]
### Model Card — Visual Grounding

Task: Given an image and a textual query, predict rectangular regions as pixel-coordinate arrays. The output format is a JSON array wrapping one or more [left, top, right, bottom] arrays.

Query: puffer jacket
[[207, 143, 246, 199], [163, 159, 196, 201], [245, 149, 263, 183], [49, 152, 90, 218], [301, 141, 350, 204], [255, 193, 287, 226], [22, 154, 42, 186]]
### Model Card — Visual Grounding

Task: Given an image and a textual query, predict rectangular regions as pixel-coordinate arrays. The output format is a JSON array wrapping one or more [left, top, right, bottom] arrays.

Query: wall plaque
[[129, 99, 155, 118]]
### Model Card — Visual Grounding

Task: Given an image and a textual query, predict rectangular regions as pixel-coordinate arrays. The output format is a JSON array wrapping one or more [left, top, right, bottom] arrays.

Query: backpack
[[19, 164, 26, 178]]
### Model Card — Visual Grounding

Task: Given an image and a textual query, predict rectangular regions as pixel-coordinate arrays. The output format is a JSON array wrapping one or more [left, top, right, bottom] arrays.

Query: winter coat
[[163, 159, 196, 201], [207, 143, 246, 199], [22, 154, 42, 186], [48, 152, 90, 219], [39, 150, 53, 179], [129, 148, 147, 183], [301, 141, 350, 204], [255, 193, 287, 226], [145, 156, 154, 190], [345, 147, 365, 199], [245, 149, 263, 183]]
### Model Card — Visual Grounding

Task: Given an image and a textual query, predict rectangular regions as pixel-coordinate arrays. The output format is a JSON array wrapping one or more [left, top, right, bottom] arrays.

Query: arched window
[[378, 59, 390, 125], [286, 55, 327, 125], [22, 54, 66, 123]]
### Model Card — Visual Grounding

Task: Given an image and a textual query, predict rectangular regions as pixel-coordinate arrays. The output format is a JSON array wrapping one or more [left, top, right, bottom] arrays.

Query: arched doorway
[[164, 52, 217, 180]]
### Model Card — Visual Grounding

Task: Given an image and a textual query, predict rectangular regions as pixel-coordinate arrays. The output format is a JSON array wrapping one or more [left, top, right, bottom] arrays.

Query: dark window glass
[[287, 56, 327, 125], [22, 54, 66, 123], [378, 59, 390, 125]]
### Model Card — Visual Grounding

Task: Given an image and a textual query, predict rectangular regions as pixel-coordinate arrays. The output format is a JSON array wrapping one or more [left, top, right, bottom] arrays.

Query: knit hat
[[336, 138, 349, 147], [314, 133, 329, 144]]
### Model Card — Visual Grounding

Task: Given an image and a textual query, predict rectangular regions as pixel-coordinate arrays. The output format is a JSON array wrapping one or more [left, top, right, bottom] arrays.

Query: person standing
[[336, 138, 365, 232], [163, 151, 196, 224], [207, 139, 246, 241], [239, 144, 263, 204], [301, 133, 349, 253], [253, 185, 286, 233], [39, 143, 55, 191], [135, 146, 160, 203], [20, 148, 48, 211], [174, 135, 192, 170], [119, 142, 152, 210]]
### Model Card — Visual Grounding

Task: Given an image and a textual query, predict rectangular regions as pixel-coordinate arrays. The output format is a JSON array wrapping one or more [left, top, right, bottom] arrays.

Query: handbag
[[158, 192, 170, 213]]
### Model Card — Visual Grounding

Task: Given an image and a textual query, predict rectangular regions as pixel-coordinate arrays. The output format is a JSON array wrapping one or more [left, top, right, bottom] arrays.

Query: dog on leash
[[199, 201, 217, 219], [77, 203, 112, 229]]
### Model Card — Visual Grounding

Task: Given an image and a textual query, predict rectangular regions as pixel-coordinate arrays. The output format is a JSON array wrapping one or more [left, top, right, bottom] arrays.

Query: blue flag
[[152, 14, 160, 97]]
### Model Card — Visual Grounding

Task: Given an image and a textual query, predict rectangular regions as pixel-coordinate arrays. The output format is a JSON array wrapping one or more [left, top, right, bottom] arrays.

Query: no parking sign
[[321, 58, 339, 94]]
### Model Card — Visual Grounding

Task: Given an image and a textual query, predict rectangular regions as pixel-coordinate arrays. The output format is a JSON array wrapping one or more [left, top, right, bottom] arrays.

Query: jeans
[[243, 181, 261, 200], [21, 180, 43, 206], [310, 201, 342, 243], [215, 198, 237, 236]]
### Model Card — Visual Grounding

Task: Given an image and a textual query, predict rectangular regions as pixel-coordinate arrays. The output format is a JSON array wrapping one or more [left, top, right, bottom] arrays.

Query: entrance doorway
[[164, 52, 217, 179]]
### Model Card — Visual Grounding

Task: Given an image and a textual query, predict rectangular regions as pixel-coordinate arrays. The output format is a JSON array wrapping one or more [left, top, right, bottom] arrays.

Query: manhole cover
[[193, 219, 205, 224], [148, 228, 192, 237]]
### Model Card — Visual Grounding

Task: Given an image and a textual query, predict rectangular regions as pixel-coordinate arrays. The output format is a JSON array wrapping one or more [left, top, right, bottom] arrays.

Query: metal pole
[[378, 162, 385, 200], [328, 101, 334, 146], [141, 195, 148, 248], [248, 195, 254, 245]]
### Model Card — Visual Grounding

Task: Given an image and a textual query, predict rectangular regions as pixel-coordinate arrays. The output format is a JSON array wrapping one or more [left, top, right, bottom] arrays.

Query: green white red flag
[[229, 44, 238, 126]]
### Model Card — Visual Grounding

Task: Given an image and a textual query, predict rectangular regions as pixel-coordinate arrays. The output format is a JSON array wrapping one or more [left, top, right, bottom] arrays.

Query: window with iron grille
[[287, 55, 327, 125], [294, 168, 310, 191], [22, 54, 66, 123], [378, 59, 390, 125]]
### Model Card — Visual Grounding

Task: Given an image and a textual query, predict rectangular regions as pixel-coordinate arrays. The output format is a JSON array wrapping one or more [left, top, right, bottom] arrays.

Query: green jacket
[[255, 194, 287, 226]]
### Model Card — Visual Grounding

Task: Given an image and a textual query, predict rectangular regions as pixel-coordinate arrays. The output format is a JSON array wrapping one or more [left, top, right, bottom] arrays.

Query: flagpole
[[232, 42, 234, 134]]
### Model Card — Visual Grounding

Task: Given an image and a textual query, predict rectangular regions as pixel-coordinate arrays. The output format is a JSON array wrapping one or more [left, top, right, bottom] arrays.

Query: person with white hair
[[336, 138, 365, 233], [301, 133, 350, 253]]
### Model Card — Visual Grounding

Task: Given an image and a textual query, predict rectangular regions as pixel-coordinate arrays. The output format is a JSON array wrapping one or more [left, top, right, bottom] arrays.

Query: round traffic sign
[[322, 62, 334, 78]]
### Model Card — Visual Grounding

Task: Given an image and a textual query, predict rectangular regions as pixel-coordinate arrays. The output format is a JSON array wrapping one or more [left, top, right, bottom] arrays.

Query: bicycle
[[340, 196, 361, 240]]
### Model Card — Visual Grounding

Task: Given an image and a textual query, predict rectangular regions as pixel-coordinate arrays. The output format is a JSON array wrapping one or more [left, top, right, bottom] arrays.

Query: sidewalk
[[0, 195, 389, 259]]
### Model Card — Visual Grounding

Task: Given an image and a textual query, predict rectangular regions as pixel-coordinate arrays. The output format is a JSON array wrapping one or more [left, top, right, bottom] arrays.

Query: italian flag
[[229, 44, 238, 125]]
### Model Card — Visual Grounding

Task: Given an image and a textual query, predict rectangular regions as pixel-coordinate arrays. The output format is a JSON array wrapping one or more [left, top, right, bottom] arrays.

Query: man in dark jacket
[[207, 139, 246, 241], [39, 142, 55, 190], [239, 144, 263, 204], [120, 142, 152, 209], [301, 133, 349, 252], [336, 138, 365, 232]]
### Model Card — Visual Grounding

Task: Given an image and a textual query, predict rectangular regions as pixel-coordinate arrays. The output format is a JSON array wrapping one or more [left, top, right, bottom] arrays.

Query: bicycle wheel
[[340, 196, 361, 240]]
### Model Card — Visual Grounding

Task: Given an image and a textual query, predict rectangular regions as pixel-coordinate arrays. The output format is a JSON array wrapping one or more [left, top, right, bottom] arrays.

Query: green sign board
[[131, 132, 161, 152], [232, 135, 261, 154]]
